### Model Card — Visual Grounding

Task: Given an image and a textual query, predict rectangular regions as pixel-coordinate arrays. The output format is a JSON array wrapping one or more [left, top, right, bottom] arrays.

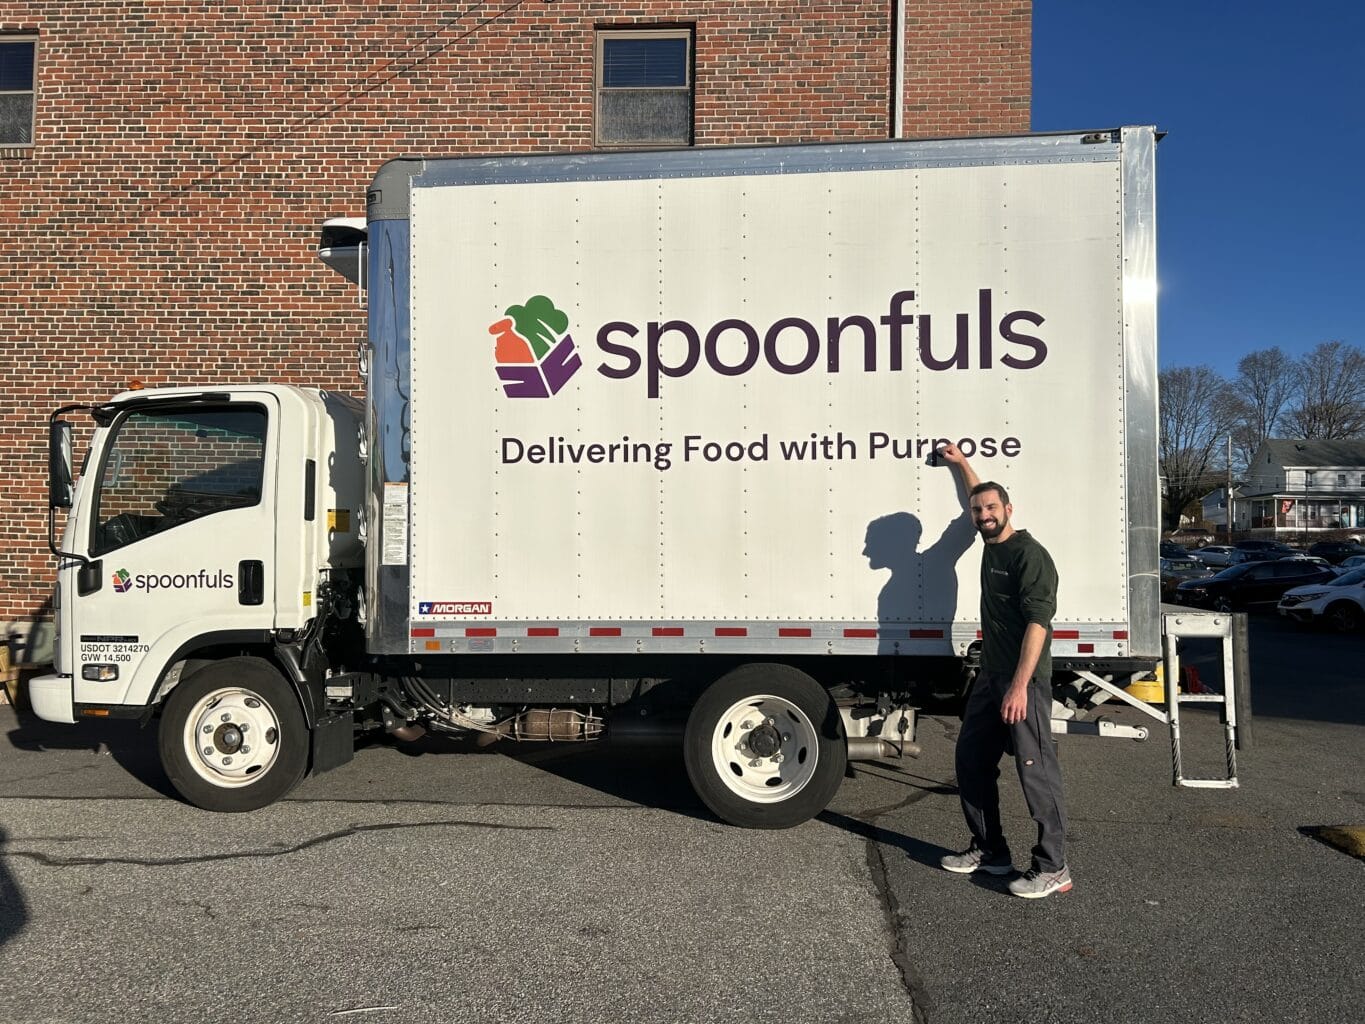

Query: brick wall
[[0, 1, 1029, 628]]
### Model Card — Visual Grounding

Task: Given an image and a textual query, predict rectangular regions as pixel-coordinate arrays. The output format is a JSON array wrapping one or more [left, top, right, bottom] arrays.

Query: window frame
[[89, 403, 269, 557], [593, 27, 695, 149], [0, 34, 37, 147]]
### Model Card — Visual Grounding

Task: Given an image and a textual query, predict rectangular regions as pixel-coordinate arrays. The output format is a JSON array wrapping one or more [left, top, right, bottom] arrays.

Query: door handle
[[238, 560, 264, 606]]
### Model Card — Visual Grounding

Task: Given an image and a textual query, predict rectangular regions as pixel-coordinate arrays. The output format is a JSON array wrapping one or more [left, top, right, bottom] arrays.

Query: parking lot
[[1, 611, 1361, 1024]]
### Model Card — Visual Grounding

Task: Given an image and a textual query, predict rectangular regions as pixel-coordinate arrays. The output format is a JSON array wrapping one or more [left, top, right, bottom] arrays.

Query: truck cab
[[32, 385, 364, 726]]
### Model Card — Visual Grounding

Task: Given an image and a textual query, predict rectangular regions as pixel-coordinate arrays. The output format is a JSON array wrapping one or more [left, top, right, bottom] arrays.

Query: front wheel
[[1326, 602, 1362, 633], [158, 657, 309, 812], [683, 664, 846, 829]]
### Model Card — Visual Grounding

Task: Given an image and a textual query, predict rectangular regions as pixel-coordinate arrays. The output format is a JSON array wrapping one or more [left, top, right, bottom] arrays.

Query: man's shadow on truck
[[862, 501, 976, 658]]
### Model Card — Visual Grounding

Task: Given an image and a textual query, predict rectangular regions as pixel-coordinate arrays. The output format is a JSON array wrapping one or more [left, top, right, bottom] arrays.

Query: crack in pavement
[[5, 818, 555, 868], [820, 777, 957, 1023], [820, 726, 963, 1022], [861, 820, 933, 1024]]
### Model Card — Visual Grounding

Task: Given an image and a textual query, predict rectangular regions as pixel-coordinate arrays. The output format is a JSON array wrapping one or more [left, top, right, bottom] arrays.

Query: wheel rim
[[181, 686, 283, 788], [709, 694, 819, 804], [1331, 606, 1358, 632]]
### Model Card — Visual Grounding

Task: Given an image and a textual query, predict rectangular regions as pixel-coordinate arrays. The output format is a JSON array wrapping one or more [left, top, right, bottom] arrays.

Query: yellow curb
[[1307, 826, 1365, 860]]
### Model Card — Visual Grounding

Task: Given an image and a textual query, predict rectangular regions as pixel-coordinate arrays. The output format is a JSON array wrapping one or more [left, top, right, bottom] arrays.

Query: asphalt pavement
[[1, 612, 1361, 1024]]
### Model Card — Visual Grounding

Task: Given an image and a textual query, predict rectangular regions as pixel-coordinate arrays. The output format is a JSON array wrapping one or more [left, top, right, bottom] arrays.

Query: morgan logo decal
[[419, 601, 493, 615], [491, 295, 582, 399]]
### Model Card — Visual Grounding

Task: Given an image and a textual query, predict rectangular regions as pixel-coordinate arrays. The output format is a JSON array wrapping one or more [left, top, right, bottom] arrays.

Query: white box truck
[[34, 127, 1161, 827]]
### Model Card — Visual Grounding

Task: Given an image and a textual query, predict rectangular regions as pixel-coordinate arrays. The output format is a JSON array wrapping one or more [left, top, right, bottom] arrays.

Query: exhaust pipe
[[847, 736, 921, 761]]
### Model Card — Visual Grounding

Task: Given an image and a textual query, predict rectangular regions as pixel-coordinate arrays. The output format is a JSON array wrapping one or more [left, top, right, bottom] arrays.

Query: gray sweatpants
[[955, 670, 1068, 873]]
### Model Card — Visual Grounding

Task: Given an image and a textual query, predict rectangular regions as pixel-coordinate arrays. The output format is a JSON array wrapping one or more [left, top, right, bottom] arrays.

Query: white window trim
[[0, 34, 37, 148], [594, 28, 694, 149]]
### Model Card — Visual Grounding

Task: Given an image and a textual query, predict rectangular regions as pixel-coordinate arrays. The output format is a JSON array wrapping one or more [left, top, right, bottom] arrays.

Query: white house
[[1239, 439, 1365, 538], [1200, 485, 1245, 532]]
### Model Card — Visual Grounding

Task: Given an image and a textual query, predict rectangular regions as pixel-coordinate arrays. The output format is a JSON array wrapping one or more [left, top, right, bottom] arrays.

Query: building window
[[1338, 473, 1347, 487], [0, 37, 36, 145], [595, 29, 693, 147], [1305, 471, 1315, 486]]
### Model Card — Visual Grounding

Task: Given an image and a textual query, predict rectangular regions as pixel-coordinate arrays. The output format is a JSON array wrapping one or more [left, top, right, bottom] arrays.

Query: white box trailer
[[35, 127, 1161, 827]]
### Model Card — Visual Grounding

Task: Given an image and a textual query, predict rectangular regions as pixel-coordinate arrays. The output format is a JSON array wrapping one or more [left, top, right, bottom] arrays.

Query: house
[[1200, 485, 1245, 533], [0, 3, 1032, 639], [1239, 439, 1365, 539]]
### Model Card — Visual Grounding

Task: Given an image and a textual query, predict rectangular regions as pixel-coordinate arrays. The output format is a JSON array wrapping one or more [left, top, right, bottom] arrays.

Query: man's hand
[[937, 442, 966, 466], [1001, 680, 1029, 724]]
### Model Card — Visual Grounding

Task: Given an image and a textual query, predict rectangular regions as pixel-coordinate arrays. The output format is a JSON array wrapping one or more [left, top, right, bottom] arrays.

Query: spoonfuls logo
[[491, 295, 582, 398]]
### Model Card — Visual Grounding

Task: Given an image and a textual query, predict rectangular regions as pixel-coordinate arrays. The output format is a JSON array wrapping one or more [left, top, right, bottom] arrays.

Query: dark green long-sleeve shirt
[[979, 529, 1059, 681]]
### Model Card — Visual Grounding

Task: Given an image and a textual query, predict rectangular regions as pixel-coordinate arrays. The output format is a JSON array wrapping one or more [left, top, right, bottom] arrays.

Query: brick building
[[0, 2, 1030, 646]]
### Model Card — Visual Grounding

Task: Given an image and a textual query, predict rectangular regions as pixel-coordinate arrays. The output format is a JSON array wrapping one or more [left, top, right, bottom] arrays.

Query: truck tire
[[683, 664, 846, 830], [158, 657, 308, 812]]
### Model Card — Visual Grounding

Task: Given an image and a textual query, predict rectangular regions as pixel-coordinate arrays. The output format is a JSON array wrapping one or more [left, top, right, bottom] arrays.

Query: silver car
[[1191, 545, 1251, 568]]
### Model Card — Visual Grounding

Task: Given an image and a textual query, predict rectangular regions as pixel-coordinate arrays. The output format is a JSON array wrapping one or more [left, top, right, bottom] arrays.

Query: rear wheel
[[683, 664, 846, 829], [158, 657, 308, 812], [1326, 602, 1362, 633]]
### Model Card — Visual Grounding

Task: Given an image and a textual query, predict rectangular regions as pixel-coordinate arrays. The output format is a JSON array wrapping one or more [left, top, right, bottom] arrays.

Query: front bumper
[[1173, 592, 1211, 608], [28, 674, 75, 724], [1277, 606, 1314, 622]]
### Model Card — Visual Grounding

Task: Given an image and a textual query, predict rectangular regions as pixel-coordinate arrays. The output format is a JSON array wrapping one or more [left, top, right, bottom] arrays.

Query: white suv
[[1277, 567, 1365, 632]]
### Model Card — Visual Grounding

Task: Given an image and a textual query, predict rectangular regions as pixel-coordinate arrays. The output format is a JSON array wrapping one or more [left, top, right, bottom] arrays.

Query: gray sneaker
[[1007, 865, 1073, 898], [940, 844, 1013, 875]]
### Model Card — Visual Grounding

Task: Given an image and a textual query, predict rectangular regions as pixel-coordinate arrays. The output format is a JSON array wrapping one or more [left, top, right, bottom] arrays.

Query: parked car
[[1306, 541, 1365, 564], [1170, 528, 1213, 547], [1277, 567, 1365, 632], [1275, 554, 1334, 569], [1161, 557, 1213, 601], [1233, 540, 1299, 561], [1190, 545, 1252, 568], [1174, 559, 1338, 612], [1160, 540, 1190, 560], [1338, 555, 1365, 571]]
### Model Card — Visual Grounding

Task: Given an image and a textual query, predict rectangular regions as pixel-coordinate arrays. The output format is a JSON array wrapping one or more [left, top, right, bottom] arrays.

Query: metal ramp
[[1052, 610, 1245, 789]]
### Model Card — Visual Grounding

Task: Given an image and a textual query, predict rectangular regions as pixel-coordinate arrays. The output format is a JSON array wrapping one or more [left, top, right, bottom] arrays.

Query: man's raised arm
[[935, 443, 980, 506]]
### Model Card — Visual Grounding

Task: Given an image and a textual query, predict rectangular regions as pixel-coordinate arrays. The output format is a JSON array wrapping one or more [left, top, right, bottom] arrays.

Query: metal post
[[1227, 435, 1234, 539], [1232, 612, 1252, 751], [1163, 631, 1183, 785]]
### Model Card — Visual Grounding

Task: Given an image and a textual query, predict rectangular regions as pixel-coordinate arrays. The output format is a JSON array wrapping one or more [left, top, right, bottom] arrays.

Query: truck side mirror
[[49, 420, 74, 509]]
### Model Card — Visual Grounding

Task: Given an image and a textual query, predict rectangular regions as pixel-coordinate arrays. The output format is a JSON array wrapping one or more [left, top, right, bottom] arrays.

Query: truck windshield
[[90, 405, 267, 556]]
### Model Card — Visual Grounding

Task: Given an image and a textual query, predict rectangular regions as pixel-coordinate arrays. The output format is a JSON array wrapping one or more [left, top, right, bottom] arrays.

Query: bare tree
[[1159, 365, 1239, 531], [1284, 341, 1365, 439], [1227, 347, 1295, 470]]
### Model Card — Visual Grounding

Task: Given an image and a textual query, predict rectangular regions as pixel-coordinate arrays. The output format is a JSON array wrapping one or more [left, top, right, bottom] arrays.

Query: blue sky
[[1032, 2, 1363, 379]]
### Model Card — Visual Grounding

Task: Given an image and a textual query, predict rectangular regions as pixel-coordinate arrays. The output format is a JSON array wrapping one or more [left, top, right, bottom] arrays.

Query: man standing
[[934, 442, 1071, 898]]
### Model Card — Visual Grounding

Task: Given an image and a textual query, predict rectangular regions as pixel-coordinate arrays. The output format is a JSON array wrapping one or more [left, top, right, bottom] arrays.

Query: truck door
[[65, 398, 278, 710]]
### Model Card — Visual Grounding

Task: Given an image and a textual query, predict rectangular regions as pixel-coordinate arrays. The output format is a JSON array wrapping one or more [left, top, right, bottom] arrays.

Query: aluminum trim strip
[[409, 132, 1120, 191], [1120, 125, 1162, 657]]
